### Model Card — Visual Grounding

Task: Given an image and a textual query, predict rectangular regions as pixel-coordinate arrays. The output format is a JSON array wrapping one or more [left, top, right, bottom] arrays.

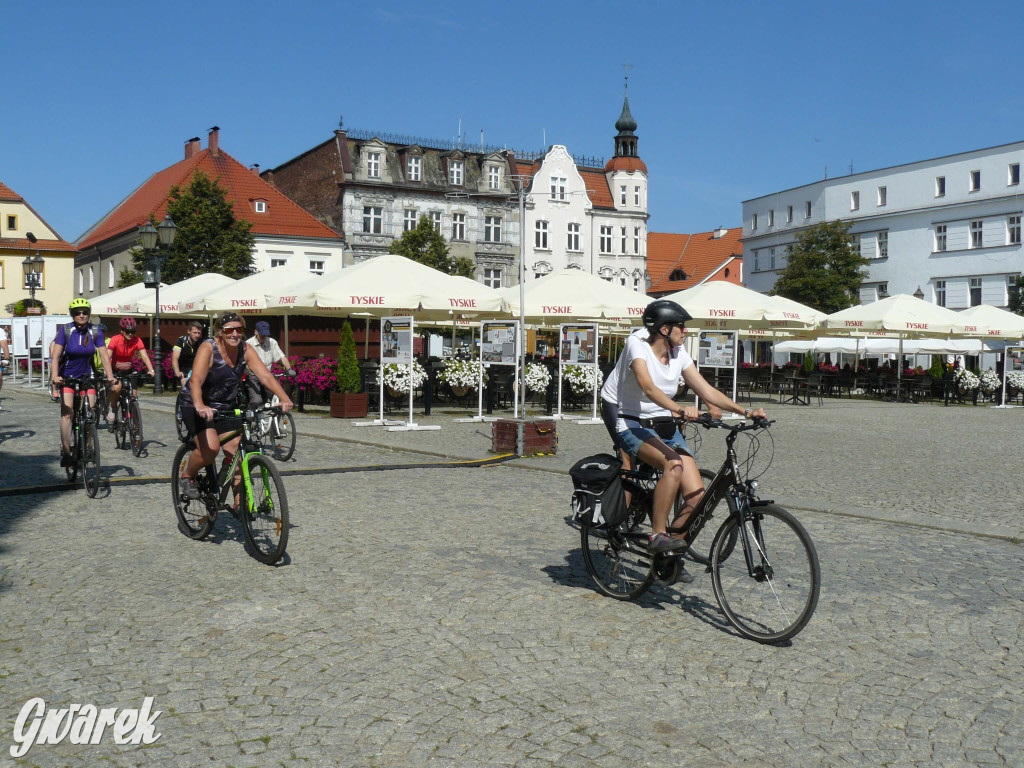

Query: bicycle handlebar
[[691, 413, 775, 431], [211, 403, 286, 421]]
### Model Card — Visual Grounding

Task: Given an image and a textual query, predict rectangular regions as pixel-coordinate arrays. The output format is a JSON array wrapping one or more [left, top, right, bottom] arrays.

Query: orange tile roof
[[512, 159, 615, 209], [0, 180, 23, 201], [76, 144, 342, 250], [0, 236, 76, 254], [604, 156, 648, 174], [647, 228, 744, 294]]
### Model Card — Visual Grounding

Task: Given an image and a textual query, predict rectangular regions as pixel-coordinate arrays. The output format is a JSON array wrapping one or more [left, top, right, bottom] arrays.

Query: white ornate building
[[742, 141, 1024, 310]]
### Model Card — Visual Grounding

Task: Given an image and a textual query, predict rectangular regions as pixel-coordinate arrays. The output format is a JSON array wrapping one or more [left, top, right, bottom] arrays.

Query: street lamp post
[[140, 216, 177, 395], [21, 252, 44, 311]]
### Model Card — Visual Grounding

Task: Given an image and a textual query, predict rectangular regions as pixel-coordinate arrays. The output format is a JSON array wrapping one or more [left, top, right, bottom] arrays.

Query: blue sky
[[5, 0, 1023, 244]]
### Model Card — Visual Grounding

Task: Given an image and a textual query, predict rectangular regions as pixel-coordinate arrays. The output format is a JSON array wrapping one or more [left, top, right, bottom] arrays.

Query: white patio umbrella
[[179, 266, 322, 315], [498, 269, 651, 323], [662, 281, 815, 331], [299, 254, 506, 320], [91, 281, 168, 316], [130, 273, 235, 316], [823, 294, 970, 399], [957, 304, 1024, 341]]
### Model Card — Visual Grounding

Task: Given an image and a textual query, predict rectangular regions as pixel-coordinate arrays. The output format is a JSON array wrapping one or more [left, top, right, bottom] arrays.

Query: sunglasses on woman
[[72, 309, 90, 317], [222, 326, 244, 335]]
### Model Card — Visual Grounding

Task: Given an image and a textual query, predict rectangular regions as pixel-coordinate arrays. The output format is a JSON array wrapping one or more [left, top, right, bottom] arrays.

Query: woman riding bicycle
[[615, 299, 766, 555], [50, 298, 114, 467], [178, 312, 293, 502], [106, 316, 156, 427]]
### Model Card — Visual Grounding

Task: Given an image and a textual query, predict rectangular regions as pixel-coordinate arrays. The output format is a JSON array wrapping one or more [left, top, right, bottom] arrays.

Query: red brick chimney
[[250, 164, 260, 175], [208, 126, 220, 157], [184, 136, 201, 159]]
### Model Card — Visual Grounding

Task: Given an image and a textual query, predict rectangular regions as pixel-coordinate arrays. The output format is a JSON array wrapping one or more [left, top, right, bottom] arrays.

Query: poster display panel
[[699, 332, 736, 367], [481, 321, 518, 365], [380, 316, 413, 365], [559, 325, 597, 364]]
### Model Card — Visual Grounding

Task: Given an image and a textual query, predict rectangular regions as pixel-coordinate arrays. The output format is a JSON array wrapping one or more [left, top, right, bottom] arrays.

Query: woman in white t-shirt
[[616, 300, 766, 556]]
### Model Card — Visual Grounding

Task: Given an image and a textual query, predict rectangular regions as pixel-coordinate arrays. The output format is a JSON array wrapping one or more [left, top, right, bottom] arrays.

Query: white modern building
[[742, 141, 1024, 309]]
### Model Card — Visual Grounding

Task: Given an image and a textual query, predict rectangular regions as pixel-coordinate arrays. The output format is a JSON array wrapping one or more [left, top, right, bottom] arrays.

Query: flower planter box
[[330, 392, 368, 418], [491, 418, 557, 456]]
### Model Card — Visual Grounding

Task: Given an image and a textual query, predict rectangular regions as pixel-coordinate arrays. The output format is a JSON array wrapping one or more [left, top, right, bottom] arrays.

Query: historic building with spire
[[262, 85, 651, 291]]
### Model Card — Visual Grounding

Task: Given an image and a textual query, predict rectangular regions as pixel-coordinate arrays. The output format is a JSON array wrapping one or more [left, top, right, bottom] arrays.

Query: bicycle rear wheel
[[710, 504, 820, 644], [580, 521, 654, 600], [171, 443, 214, 540], [128, 399, 144, 456], [81, 421, 101, 498], [266, 412, 296, 462], [240, 454, 289, 565]]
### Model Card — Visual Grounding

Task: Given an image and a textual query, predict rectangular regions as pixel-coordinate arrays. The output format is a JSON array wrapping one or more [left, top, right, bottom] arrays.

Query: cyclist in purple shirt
[[51, 298, 114, 467]]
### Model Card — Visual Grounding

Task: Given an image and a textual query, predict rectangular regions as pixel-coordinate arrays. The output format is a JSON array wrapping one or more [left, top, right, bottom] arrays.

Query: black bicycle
[[171, 404, 290, 565], [111, 371, 150, 456], [59, 376, 103, 498], [579, 415, 820, 644]]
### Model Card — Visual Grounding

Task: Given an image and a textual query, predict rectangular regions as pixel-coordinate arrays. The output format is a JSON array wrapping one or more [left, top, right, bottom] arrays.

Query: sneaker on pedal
[[180, 476, 200, 500], [648, 532, 687, 554], [60, 451, 73, 468]]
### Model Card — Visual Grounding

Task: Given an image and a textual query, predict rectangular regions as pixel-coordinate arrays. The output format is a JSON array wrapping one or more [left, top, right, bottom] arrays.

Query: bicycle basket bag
[[569, 453, 626, 528]]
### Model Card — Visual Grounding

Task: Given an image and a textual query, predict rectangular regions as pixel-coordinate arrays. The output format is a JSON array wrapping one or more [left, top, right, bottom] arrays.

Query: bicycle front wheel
[[240, 454, 289, 565], [81, 421, 101, 498], [128, 399, 144, 456], [266, 413, 296, 462], [580, 521, 654, 600], [710, 504, 820, 644], [171, 443, 213, 540]]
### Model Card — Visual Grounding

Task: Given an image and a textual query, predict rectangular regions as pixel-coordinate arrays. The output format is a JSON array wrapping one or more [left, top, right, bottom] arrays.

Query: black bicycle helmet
[[642, 299, 692, 337]]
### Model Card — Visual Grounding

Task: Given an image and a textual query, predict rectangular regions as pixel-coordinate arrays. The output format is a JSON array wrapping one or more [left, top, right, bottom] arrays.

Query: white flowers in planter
[[953, 368, 979, 391], [377, 361, 427, 394], [978, 369, 1000, 393], [438, 359, 486, 390], [1006, 371, 1024, 390], [563, 364, 601, 394], [524, 362, 551, 393]]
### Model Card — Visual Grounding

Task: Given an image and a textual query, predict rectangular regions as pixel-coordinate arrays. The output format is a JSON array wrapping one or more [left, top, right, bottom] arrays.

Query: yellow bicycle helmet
[[69, 297, 92, 312]]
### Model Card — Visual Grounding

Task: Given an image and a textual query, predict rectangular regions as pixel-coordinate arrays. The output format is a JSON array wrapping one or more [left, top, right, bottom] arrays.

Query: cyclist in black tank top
[[178, 312, 293, 502]]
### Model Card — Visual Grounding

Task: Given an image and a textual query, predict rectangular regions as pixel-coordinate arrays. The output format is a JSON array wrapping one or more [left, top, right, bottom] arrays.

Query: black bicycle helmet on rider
[[642, 299, 692, 338]]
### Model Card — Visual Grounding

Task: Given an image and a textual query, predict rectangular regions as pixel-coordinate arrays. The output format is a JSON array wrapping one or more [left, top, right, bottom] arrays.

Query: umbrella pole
[[283, 313, 290, 357], [897, 337, 904, 401]]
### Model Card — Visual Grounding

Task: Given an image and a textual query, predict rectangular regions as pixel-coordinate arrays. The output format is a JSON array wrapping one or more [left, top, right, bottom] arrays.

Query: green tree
[[390, 215, 475, 278], [128, 171, 256, 283], [335, 320, 362, 393], [771, 219, 869, 314], [1009, 275, 1024, 316], [116, 265, 142, 289]]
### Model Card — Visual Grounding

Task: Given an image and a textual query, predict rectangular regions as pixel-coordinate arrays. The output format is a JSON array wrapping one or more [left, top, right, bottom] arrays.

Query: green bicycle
[[171, 404, 290, 565]]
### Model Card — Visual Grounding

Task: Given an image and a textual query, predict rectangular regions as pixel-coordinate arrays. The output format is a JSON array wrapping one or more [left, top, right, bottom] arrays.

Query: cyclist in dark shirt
[[172, 320, 204, 383]]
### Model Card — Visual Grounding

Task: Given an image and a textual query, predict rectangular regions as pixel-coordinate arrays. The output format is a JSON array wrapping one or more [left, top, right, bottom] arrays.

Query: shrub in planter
[[331, 321, 367, 417]]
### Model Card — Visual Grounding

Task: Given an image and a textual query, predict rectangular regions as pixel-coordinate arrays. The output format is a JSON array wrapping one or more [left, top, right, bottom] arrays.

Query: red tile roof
[[76, 141, 342, 250], [0, 181, 23, 201], [647, 228, 744, 295], [605, 156, 648, 174], [0, 236, 76, 254], [511, 159, 616, 209]]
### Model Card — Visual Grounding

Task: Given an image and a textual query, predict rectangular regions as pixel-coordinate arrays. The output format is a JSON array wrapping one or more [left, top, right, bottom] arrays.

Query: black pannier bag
[[569, 453, 627, 528]]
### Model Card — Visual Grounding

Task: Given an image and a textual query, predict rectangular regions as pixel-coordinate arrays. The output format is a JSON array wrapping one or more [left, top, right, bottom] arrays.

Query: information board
[[380, 316, 413, 364], [559, 325, 597, 364], [481, 321, 518, 365], [699, 332, 736, 367]]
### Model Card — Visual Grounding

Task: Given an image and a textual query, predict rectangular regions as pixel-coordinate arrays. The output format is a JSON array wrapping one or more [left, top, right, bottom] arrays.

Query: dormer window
[[487, 165, 500, 190], [670, 268, 687, 281], [366, 151, 381, 179], [407, 155, 422, 182], [254, 200, 267, 214], [449, 160, 464, 186]]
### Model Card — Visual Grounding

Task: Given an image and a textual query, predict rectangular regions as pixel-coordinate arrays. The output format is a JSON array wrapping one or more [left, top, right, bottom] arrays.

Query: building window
[[935, 224, 947, 252], [786, 205, 793, 223], [768, 209, 775, 227], [6, 214, 16, 230], [484, 215, 502, 243], [599, 226, 612, 254], [877, 186, 887, 206], [633, 227, 640, 254], [851, 191, 860, 211], [254, 200, 267, 213], [488, 166, 500, 190], [550, 176, 566, 200], [567, 223, 581, 251], [970, 170, 981, 192], [108, 262, 115, 288], [935, 176, 946, 197], [88, 266, 94, 292], [535, 220, 549, 249], [970, 277, 982, 306], [362, 206, 383, 234], [429, 211, 442, 232], [971, 220, 983, 248], [451, 212, 465, 240], [483, 268, 502, 288], [753, 250, 760, 271], [270, 258, 288, 268], [878, 231, 888, 258], [309, 260, 325, 276], [1009, 215, 1021, 245], [407, 156, 421, 182], [620, 226, 627, 253], [366, 151, 381, 179], [669, 268, 687, 281], [1010, 163, 1021, 186], [877, 282, 888, 299], [805, 201, 812, 218], [752, 213, 758, 230], [77, 269, 83, 294], [634, 186, 640, 206], [1008, 275, 1020, 306], [852, 234, 861, 256], [935, 280, 946, 307], [449, 160, 464, 186], [769, 247, 776, 270], [620, 185, 627, 205], [404, 209, 418, 232]]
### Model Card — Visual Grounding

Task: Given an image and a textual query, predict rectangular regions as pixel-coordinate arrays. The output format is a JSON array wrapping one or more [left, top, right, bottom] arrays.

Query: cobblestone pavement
[[0, 384, 1022, 766]]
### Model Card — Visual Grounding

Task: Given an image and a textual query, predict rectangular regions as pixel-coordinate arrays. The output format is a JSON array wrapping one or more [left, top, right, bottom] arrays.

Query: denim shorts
[[617, 418, 694, 460]]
